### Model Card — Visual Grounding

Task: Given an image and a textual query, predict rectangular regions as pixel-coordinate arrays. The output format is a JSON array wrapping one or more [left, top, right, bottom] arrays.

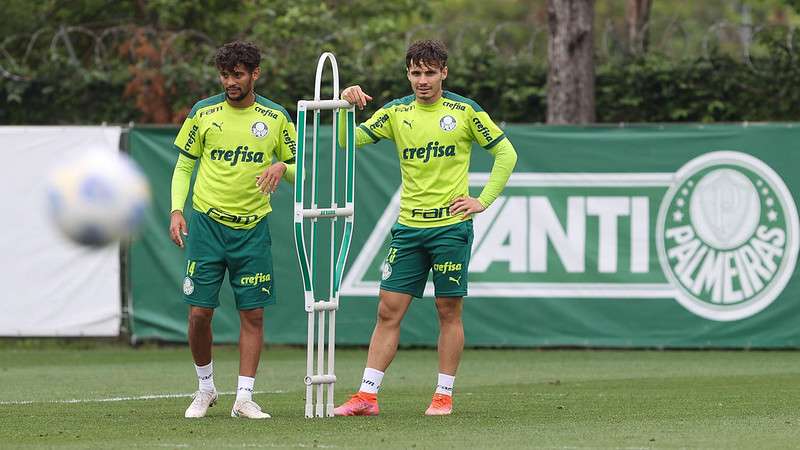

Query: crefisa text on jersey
[[282, 129, 297, 154], [209, 145, 265, 166], [370, 113, 390, 132], [184, 125, 199, 152], [472, 117, 494, 144], [402, 141, 456, 162], [254, 106, 279, 120], [442, 100, 466, 111]]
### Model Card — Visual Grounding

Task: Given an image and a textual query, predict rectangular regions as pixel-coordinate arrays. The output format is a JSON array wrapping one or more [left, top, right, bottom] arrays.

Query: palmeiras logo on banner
[[341, 151, 798, 322], [656, 151, 798, 321]]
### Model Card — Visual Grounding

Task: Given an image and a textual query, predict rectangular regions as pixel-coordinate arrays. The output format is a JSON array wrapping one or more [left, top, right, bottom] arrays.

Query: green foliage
[[597, 31, 800, 122], [2, 0, 800, 124], [783, 0, 800, 13]]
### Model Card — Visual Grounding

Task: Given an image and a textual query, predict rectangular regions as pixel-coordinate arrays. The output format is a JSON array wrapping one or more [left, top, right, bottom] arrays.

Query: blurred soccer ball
[[46, 151, 151, 247]]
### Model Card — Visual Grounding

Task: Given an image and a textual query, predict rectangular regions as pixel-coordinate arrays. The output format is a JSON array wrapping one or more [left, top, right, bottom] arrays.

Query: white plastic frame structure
[[293, 52, 356, 418]]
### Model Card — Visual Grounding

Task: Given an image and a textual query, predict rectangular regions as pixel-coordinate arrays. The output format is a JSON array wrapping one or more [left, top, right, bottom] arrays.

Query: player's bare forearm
[[341, 85, 372, 110], [169, 210, 188, 248], [449, 196, 485, 219], [256, 162, 287, 194]]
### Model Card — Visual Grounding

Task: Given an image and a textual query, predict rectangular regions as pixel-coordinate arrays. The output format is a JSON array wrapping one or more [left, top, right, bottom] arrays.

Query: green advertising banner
[[129, 123, 800, 348]]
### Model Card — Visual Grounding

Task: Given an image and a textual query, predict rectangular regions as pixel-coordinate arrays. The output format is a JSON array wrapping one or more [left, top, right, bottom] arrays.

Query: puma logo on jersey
[[212, 122, 223, 132], [449, 276, 461, 286], [261, 286, 271, 295], [403, 119, 413, 128]]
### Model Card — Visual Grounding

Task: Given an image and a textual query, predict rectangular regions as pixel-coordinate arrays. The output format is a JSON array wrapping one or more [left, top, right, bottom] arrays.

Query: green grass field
[[2, 342, 799, 449]]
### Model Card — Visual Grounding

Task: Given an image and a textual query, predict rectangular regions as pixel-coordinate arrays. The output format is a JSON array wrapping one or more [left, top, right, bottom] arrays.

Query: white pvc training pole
[[296, 52, 355, 419]]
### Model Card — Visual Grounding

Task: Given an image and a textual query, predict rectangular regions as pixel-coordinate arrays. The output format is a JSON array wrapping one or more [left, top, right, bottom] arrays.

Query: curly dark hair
[[405, 40, 448, 70], [214, 41, 261, 73]]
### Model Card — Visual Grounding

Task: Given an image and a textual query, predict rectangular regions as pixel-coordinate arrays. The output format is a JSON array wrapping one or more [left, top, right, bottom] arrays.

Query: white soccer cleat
[[231, 399, 272, 419], [184, 390, 218, 418]]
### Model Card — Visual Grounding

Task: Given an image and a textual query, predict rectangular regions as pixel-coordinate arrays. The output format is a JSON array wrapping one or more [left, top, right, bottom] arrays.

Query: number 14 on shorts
[[186, 260, 197, 276]]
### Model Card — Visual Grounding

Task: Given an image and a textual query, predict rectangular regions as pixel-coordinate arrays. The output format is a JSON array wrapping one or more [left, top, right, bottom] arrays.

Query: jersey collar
[[415, 94, 445, 111]]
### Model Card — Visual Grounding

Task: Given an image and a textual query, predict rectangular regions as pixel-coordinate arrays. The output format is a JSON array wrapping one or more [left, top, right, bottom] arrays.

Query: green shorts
[[379, 220, 473, 298], [182, 210, 275, 310]]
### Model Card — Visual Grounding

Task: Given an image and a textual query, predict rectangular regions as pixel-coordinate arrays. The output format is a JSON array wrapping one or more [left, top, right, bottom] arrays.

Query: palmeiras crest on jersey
[[251, 121, 269, 138], [439, 115, 457, 132], [656, 151, 799, 321]]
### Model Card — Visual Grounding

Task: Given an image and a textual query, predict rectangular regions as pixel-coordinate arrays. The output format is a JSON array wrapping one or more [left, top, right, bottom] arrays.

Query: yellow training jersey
[[174, 93, 297, 229], [356, 91, 506, 228]]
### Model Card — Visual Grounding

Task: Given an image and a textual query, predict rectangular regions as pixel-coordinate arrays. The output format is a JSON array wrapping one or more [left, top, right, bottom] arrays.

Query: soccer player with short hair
[[169, 41, 296, 419], [334, 40, 517, 416]]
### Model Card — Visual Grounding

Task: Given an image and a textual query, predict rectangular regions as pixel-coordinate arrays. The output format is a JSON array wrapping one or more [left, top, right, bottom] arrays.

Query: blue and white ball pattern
[[47, 151, 151, 246]]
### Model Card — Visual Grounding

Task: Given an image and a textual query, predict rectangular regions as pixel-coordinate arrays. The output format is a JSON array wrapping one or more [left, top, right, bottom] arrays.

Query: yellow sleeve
[[469, 109, 506, 150], [281, 161, 296, 184], [173, 114, 202, 159], [277, 119, 298, 184], [170, 153, 196, 213], [477, 138, 517, 208], [337, 106, 393, 148]]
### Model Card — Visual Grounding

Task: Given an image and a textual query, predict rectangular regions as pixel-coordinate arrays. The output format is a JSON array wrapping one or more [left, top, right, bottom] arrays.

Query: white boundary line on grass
[[0, 390, 285, 405]]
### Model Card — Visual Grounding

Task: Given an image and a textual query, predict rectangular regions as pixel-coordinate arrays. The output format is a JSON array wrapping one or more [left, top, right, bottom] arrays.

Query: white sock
[[195, 361, 215, 393], [435, 373, 455, 396], [236, 375, 255, 401], [359, 368, 384, 394]]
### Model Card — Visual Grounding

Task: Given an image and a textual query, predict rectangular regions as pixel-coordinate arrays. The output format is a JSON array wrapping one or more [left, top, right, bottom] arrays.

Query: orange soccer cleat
[[424, 393, 453, 416], [333, 392, 379, 416]]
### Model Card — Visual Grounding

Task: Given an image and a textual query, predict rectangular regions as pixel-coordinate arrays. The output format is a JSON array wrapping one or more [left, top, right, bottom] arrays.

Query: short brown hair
[[405, 40, 448, 70], [214, 41, 261, 73]]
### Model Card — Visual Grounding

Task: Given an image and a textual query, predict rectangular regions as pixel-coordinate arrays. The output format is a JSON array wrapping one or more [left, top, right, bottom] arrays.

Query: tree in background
[[2, 0, 800, 124], [626, 0, 652, 54], [547, 0, 595, 124]]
